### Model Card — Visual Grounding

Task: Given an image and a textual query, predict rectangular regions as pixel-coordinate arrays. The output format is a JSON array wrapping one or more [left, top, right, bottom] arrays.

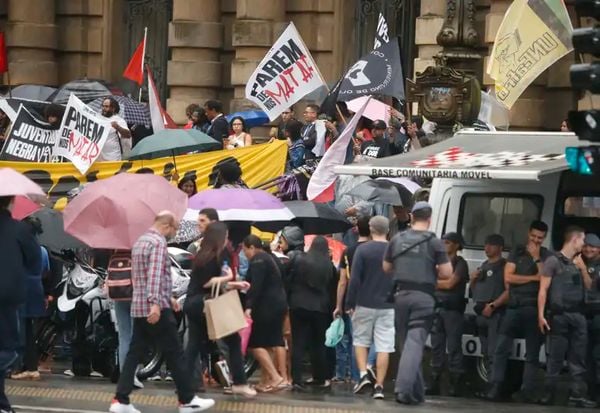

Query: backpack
[[106, 252, 133, 301]]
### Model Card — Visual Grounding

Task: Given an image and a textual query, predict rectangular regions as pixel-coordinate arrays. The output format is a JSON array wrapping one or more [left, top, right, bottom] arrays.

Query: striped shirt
[[131, 228, 172, 318]]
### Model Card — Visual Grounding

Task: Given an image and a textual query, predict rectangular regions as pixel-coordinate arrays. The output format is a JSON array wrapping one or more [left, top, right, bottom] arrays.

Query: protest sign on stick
[[0, 105, 57, 162], [246, 22, 327, 121], [54, 94, 111, 174]]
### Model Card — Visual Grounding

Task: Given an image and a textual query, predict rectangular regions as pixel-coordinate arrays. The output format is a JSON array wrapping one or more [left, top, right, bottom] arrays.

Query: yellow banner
[[486, 0, 573, 109], [0, 141, 287, 209]]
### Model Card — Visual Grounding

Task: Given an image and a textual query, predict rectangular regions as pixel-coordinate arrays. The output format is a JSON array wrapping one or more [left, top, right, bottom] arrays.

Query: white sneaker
[[109, 399, 141, 413], [178, 395, 215, 413], [133, 376, 144, 389]]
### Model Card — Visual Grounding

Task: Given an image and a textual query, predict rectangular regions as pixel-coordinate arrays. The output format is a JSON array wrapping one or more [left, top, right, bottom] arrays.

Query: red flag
[[123, 37, 145, 85], [147, 65, 177, 131], [0, 32, 8, 74]]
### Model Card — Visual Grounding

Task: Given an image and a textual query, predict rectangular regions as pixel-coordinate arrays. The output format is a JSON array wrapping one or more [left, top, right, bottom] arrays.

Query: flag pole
[[6, 69, 11, 98], [138, 26, 148, 103]]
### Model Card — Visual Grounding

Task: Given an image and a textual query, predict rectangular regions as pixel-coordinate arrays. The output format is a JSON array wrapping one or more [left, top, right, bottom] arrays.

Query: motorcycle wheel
[[135, 342, 163, 380]]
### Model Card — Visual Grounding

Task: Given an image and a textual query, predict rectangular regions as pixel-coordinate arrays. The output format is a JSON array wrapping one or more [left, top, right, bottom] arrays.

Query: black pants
[[430, 309, 465, 375], [116, 310, 194, 404], [0, 305, 20, 411], [290, 308, 329, 385], [491, 306, 542, 392], [545, 312, 588, 396], [184, 294, 247, 387], [22, 318, 38, 371]]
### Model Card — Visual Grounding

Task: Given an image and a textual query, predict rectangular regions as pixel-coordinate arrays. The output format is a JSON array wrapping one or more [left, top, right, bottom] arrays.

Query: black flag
[[337, 38, 404, 102], [319, 76, 343, 119]]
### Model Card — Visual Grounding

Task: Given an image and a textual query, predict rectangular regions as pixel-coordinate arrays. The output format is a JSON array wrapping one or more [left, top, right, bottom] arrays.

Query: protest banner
[[0, 105, 57, 162], [373, 12, 390, 50], [55, 94, 111, 174], [246, 22, 326, 121], [337, 38, 405, 102], [0, 141, 288, 210]]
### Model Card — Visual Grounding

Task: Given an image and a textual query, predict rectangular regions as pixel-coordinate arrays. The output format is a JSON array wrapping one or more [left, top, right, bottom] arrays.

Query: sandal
[[255, 384, 273, 393]]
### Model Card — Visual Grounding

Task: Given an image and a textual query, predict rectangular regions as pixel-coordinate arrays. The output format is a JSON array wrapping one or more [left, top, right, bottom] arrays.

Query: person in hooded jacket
[[287, 236, 337, 391]]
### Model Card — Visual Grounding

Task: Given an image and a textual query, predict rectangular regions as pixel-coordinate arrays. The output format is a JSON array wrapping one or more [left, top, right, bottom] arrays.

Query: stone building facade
[[0, 0, 580, 130]]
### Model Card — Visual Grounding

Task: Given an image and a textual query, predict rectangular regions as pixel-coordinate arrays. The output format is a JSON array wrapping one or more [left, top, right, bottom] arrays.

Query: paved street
[[4, 373, 593, 413]]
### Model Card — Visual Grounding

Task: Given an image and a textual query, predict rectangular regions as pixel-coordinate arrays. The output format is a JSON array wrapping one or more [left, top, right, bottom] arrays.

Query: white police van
[[337, 130, 600, 389]]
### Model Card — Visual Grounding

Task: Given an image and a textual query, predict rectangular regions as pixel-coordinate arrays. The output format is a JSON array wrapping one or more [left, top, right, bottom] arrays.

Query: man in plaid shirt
[[110, 212, 215, 413]]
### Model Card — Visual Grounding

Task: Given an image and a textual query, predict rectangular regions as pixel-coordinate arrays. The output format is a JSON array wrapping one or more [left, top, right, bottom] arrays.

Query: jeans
[[335, 314, 359, 381], [115, 310, 194, 405], [113, 301, 132, 372], [491, 306, 542, 392], [184, 294, 247, 387], [290, 309, 329, 384]]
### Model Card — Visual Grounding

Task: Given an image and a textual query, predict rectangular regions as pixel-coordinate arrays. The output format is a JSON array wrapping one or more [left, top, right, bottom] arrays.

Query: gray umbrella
[[348, 179, 404, 205], [7, 85, 57, 101], [32, 208, 87, 252]]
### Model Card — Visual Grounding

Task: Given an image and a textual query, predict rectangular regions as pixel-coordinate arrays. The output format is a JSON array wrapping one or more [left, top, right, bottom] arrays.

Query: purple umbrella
[[188, 189, 294, 223]]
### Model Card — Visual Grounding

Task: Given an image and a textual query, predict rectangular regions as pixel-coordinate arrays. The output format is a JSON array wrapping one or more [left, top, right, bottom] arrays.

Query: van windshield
[[459, 194, 543, 250]]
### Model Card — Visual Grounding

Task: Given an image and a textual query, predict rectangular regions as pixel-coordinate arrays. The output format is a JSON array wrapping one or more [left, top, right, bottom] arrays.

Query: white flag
[[246, 22, 326, 121], [373, 13, 390, 50]]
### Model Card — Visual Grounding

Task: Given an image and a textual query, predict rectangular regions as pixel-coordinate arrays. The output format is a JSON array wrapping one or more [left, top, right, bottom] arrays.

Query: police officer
[[382, 202, 453, 405], [470, 234, 508, 377], [582, 234, 600, 400], [538, 226, 596, 407], [485, 220, 551, 402], [428, 232, 469, 396]]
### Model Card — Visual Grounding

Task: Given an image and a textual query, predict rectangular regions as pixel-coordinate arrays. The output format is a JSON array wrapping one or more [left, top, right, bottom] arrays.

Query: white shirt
[[99, 114, 129, 161]]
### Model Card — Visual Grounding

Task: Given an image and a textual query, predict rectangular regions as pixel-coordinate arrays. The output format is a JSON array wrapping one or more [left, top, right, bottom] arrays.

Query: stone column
[[6, 0, 58, 85], [484, 0, 547, 130], [413, 0, 446, 79], [167, 0, 223, 125], [230, 0, 286, 113]]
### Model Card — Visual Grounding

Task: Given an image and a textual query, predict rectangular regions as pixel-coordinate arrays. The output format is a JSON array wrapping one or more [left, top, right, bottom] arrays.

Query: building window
[[458, 194, 544, 250]]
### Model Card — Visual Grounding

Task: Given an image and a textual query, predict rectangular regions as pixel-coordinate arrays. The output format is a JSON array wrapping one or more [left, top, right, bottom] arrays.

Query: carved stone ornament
[[406, 65, 481, 127], [436, 0, 479, 49]]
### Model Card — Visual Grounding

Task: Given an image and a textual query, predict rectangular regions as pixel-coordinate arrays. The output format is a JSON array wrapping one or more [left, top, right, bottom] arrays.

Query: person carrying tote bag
[[184, 222, 256, 398]]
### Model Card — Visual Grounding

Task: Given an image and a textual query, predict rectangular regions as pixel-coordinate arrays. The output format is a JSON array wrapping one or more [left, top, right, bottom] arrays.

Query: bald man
[[110, 212, 215, 413]]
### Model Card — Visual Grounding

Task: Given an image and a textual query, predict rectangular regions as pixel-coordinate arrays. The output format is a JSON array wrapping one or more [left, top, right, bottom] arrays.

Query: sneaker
[[148, 373, 163, 381], [231, 384, 257, 398], [568, 395, 597, 408], [367, 366, 376, 382], [353, 373, 373, 394], [90, 370, 103, 378], [133, 376, 144, 389], [109, 399, 141, 413], [165, 371, 174, 382], [373, 384, 384, 399], [0, 409, 15, 413], [63, 369, 74, 377], [178, 395, 215, 413]]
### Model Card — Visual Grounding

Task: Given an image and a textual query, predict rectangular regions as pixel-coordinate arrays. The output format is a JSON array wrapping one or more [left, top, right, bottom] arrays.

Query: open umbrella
[[31, 208, 87, 252], [128, 129, 221, 160], [11, 196, 41, 220], [347, 96, 394, 123], [0, 168, 46, 198], [348, 179, 413, 206], [48, 79, 123, 104], [87, 95, 150, 127], [254, 201, 351, 234], [226, 110, 269, 128], [188, 188, 294, 223], [7, 85, 57, 101], [63, 173, 187, 249]]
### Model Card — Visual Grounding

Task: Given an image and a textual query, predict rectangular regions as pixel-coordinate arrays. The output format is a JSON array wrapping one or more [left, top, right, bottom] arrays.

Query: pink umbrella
[[11, 196, 41, 220], [0, 167, 46, 198], [347, 96, 393, 123], [63, 173, 188, 249]]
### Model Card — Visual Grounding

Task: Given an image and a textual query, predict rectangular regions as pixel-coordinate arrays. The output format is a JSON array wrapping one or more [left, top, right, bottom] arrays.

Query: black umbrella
[[48, 79, 122, 104], [348, 179, 413, 206], [255, 201, 352, 235], [32, 208, 87, 252]]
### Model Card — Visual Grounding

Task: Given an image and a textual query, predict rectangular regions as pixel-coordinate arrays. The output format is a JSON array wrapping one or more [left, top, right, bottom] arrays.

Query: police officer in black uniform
[[485, 220, 552, 402], [383, 202, 454, 405], [470, 234, 508, 377], [428, 232, 469, 396], [582, 234, 600, 400], [538, 226, 596, 407]]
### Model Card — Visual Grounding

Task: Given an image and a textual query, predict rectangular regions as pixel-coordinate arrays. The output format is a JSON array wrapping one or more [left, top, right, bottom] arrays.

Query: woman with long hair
[[288, 236, 337, 390], [177, 176, 197, 198], [242, 235, 288, 392], [184, 222, 256, 397], [225, 116, 252, 149]]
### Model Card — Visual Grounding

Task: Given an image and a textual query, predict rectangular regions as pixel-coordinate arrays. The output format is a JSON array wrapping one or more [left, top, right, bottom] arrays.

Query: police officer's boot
[[425, 373, 441, 396], [483, 383, 502, 401], [447, 373, 462, 397]]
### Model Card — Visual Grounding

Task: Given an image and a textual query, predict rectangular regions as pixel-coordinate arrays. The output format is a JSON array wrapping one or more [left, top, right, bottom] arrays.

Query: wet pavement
[[5, 373, 594, 413]]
